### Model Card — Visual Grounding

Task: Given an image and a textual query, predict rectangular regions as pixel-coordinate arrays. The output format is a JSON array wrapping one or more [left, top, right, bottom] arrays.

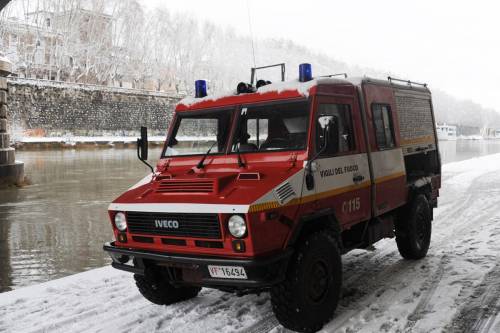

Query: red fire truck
[[104, 63, 441, 332]]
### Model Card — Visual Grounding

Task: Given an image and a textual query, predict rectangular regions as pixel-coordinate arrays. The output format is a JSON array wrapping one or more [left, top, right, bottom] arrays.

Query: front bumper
[[103, 242, 292, 289]]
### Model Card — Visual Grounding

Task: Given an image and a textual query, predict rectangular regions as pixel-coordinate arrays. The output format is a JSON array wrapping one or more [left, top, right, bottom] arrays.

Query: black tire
[[271, 231, 342, 333], [395, 194, 432, 259], [134, 269, 201, 305]]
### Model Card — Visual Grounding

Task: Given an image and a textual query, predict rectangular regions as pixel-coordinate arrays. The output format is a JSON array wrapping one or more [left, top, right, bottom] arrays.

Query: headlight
[[114, 212, 127, 231], [228, 215, 247, 238]]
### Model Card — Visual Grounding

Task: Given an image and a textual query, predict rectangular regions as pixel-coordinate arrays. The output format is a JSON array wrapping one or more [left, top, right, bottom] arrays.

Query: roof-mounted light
[[256, 79, 272, 89], [236, 82, 255, 94], [195, 80, 207, 98], [299, 63, 312, 82]]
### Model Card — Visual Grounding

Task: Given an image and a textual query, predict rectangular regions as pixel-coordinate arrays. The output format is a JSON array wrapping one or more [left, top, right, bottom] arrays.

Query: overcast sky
[[147, 0, 499, 111]]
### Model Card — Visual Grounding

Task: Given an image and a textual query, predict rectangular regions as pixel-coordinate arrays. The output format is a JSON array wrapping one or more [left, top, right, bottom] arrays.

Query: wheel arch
[[286, 208, 342, 250], [408, 178, 434, 219]]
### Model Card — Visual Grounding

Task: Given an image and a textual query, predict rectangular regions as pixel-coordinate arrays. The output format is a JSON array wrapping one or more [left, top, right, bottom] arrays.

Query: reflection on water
[[439, 140, 500, 164], [1, 141, 500, 292], [0, 149, 160, 292]]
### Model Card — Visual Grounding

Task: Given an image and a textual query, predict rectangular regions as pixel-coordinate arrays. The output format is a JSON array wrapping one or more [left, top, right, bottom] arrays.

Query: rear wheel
[[395, 194, 432, 259], [271, 231, 342, 333], [134, 268, 200, 305]]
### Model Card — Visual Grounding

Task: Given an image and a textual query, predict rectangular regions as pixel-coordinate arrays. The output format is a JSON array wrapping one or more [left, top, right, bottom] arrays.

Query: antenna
[[246, 0, 257, 69]]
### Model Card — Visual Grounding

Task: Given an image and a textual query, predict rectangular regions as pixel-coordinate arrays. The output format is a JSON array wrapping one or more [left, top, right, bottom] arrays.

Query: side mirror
[[305, 116, 336, 191], [306, 169, 315, 190], [317, 115, 334, 151], [138, 126, 148, 161], [136, 126, 154, 174]]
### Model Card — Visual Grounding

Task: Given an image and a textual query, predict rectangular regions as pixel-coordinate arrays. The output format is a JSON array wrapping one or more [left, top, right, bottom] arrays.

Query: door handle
[[353, 175, 365, 183]]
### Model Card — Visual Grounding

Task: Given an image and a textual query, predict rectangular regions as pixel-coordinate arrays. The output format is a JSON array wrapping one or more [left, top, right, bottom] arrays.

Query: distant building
[[0, 6, 176, 93], [1, 7, 113, 83], [0, 16, 62, 80]]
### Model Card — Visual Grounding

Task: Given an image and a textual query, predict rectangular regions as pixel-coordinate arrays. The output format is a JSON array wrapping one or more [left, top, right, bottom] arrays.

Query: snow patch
[[178, 77, 353, 108], [0, 55, 13, 65]]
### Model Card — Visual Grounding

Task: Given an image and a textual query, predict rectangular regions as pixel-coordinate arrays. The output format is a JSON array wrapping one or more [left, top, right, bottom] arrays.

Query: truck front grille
[[126, 212, 221, 239]]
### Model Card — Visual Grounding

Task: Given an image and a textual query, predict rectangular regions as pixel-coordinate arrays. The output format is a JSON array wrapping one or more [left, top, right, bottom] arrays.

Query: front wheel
[[134, 268, 200, 305], [271, 231, 342, 333], [395, 194, 432, 259]]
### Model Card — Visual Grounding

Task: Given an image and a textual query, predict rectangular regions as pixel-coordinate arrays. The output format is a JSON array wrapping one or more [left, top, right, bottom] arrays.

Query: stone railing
[[0, 56, 24, 187]]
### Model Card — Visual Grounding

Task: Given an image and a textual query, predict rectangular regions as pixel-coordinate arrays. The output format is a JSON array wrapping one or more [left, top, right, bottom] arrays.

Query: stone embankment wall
[[6, 79, 182, 137], [0, 60, 24, 187]]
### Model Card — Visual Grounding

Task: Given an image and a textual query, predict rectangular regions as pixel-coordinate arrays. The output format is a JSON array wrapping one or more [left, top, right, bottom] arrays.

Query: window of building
[[372, 104, 395, 149], [316, 103, 355, 155]]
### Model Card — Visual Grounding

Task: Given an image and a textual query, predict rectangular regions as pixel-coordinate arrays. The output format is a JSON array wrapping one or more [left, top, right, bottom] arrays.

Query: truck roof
[[176, 76, 430, 112]]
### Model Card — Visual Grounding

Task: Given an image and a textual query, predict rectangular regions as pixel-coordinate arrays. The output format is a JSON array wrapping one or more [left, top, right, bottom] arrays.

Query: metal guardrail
[[7, 76, 185, 98]]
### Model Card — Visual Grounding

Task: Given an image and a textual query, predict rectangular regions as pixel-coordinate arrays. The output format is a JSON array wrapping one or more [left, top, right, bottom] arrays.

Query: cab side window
[[316, 103, 355, 155], [372, 104, 395, 149]]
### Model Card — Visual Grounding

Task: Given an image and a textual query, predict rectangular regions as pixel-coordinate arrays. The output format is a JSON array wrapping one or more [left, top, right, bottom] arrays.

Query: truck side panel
[[362, 84, 407, 216], [302, 91, 372, 229], [393, 88, 441, 204], [394, 89, 441, 177], [394, 90, 438, 156]]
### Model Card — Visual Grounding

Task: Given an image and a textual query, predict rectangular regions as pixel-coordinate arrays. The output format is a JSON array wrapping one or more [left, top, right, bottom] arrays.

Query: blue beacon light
[[299, 63, 312, 82], [195, 80, 207, 98]]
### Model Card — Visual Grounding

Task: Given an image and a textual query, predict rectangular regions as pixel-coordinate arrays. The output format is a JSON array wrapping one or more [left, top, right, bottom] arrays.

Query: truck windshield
[[232, 101, 309, 153], [163, 109, 232, 157]]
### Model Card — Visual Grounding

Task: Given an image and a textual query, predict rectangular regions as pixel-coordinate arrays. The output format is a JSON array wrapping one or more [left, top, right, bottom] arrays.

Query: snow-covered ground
[[1, 153, 500, 333]]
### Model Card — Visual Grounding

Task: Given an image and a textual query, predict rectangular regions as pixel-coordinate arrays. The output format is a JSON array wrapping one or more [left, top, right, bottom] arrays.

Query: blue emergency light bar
[[299, 63, 312, 82], [195, 80, 207, 98]]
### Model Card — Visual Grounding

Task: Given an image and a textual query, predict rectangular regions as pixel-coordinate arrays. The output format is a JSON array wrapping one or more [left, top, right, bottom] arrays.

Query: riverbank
[[11, 136, 220, 150], [1, 153, 500, 332], [12, 136, 166, 150]]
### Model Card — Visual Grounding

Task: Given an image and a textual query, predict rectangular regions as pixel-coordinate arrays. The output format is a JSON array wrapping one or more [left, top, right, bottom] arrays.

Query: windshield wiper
[[196, 141, 218, 169]]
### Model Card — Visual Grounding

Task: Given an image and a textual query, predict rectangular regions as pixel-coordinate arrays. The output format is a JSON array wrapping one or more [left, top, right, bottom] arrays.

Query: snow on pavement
[[1, 153, 500, 333]]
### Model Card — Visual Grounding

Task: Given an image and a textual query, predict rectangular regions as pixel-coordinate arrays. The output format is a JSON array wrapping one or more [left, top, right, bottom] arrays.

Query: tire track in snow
[[241, 313, 279, 333], [403, 256, 448, 330], [446, 258, 500, 333]]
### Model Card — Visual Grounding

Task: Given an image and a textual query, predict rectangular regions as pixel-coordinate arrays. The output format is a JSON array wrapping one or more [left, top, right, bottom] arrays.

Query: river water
[[1, 140, 500, 292]]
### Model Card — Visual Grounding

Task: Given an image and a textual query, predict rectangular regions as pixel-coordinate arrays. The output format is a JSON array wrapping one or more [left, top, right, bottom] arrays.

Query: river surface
[[1, 140, 500, 292]]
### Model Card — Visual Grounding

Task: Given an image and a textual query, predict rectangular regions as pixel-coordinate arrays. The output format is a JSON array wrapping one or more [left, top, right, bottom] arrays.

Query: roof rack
[[320, 73, 348, 79], [388, 76, 427, 87]]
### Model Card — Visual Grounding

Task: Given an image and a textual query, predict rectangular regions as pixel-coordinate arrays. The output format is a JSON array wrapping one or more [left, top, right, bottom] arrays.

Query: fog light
[[117, 233, 127, 243], [232, 240, 246, 253]]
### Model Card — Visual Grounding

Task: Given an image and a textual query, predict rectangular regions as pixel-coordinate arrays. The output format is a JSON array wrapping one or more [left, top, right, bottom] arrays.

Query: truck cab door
[[308, 95, 371, 227]]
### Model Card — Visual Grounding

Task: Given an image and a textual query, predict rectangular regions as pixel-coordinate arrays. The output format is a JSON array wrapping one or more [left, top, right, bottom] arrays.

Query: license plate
[[208, 265, 248, 279]]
